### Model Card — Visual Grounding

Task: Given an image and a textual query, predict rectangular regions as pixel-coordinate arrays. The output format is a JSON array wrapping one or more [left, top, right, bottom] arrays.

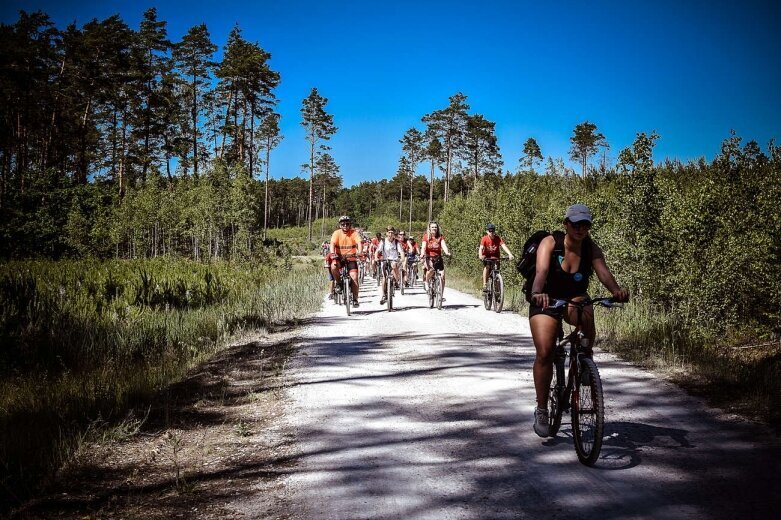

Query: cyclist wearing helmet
[[479, 223, 514, 292], [330, 215, 361, 307], [529, 204, 629, 437]]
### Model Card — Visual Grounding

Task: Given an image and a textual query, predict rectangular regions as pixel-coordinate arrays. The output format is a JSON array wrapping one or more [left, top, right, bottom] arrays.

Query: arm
[[591, 241, 629, 302], [530, 235, 555, 308], [441, 238, 451, 256], [500, 242, 514, 260], [478, 242, 485, 260]]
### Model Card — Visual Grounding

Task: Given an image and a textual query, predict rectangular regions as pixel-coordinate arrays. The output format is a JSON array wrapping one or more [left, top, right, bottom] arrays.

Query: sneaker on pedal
[[352, 299, 359, 308], [380, 297, 386, 304], [533, 407, 550, 437], [334, 284, 342, 294], [482, 285, 489, 293]]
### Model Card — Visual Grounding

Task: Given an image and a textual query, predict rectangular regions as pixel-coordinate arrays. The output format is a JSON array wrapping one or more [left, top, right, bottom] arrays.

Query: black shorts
[[528, 304, 566, 320], [333, 258, 358, 272], [427, 256, 444, 271]]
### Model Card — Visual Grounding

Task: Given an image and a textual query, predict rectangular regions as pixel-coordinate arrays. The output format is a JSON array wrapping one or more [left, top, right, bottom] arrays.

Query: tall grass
[[0, 257, 323, 508]]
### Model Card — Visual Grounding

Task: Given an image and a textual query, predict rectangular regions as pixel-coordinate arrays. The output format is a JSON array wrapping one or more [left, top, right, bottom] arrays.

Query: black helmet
[[486, 223, 496, 231], [339, 215, 351, 223]]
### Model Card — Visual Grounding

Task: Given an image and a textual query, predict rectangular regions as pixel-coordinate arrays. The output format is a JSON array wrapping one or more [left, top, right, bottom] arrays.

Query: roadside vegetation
[[0, 257, 322, 509]]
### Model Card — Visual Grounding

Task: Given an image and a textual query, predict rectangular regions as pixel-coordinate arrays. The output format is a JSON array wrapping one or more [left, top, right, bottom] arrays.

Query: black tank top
[[544, 231, 593, 299]]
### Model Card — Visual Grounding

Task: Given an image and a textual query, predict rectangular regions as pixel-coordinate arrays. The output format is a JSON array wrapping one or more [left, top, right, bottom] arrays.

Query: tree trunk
[[399, 181, 403, 221], [428, 159, 435, 223], [191, 75, 198, 177], [219, 88, 233, 159], [306, 137, 314, 242], [263, 139, 270, 240], [409, 172, 414, 233]]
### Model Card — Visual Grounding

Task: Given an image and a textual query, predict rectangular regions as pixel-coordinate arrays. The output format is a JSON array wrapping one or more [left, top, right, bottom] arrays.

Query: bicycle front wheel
[[493, 273, 504, 313], [344, 278, 351, 316], [435, 275, 443, 310], [572, 357, 604, 466], [483, 278, 493, 310], [386, 272, 393, 311]]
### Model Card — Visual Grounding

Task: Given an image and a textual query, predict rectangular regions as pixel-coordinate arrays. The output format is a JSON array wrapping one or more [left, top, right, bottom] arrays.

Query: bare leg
[[530, 313, 560, 409]]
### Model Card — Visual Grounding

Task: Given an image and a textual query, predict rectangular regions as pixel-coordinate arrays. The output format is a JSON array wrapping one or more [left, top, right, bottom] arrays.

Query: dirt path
[[15, 277, 780, 518], [281, 278, 780, 519]]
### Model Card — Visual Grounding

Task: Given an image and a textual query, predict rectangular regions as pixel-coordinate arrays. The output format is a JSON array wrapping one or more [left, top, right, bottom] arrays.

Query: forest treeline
[[0, 10, 517, 258]]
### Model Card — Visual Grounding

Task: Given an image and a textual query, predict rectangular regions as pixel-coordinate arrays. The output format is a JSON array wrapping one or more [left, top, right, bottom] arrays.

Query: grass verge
[[0, 257, 323, 512]]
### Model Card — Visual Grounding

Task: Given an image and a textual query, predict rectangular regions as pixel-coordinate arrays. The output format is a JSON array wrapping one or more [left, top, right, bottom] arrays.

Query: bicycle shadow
[[541, 421, 692, 470], [600, 421, 693, 470]]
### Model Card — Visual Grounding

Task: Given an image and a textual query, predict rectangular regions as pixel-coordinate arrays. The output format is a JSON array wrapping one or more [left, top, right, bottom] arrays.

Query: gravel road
[[282, 276, 780, 519]]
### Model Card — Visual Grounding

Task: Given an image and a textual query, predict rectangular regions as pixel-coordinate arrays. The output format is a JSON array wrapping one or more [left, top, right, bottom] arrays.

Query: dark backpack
[[517, 230, 592, 302]]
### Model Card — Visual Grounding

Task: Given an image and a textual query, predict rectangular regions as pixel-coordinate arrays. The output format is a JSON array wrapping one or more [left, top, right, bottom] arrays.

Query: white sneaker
[[533, 407, 550, 437]]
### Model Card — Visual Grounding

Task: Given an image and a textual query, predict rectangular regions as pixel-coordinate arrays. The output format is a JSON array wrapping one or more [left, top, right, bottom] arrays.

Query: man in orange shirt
[[330, 215, 361, 307]]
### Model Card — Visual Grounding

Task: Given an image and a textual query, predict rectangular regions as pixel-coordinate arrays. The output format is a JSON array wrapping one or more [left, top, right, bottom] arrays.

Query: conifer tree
[[300, 88, 336, 242]]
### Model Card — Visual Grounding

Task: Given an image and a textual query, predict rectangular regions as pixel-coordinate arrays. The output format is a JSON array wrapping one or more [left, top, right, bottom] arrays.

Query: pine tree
[[300, 88, 336, 242], [422, 93, 469, 202], [172, 24, 216, 177]]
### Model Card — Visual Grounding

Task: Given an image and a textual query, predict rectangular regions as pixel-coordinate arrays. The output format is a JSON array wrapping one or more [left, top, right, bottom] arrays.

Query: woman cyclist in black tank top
[[528, 204, 629, 438]]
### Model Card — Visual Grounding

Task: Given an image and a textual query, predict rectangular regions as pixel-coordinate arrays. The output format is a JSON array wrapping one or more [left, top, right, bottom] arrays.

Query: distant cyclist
[[405, 236, 420, 285], [375, 226, 405, 305], [329, 215, 361, 307], [479, 223, 514, 292], [529, 204, 629, 437], [421, 221, 451, 296]]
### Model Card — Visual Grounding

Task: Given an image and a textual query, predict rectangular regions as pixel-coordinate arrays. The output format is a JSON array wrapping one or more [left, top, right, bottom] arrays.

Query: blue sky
[[3, 1, 780, 186]]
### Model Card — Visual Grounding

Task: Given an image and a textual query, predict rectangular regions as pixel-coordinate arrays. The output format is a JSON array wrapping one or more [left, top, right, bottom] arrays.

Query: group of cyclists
[[322, 204, 630, 438], [323, 216, 452, 307]]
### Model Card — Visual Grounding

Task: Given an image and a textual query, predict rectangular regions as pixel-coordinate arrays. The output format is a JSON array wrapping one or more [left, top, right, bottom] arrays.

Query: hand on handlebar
[[531, 292, 549, 309], [611, 287, 630, 303]]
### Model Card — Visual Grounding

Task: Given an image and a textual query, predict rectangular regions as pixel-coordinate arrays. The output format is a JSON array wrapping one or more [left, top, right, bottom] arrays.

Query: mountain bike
[[380, 259, 395, 311], [406, 254, 419, 288], [546, 296, 622, 466], [482, 257, 507, 313], [358, 257, 366, 285], [425, 255, 445, 310], [339, 263, 352, 316]]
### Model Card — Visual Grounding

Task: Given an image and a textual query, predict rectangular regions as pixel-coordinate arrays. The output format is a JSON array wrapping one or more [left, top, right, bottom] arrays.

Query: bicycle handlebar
[[549, 296, 623, 309]]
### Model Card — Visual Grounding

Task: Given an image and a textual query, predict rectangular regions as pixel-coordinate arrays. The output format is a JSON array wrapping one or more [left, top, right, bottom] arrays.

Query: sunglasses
[[568, 220, 591, 230]]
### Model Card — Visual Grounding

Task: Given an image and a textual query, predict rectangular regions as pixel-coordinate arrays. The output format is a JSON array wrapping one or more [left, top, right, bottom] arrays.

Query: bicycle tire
[[427, 275, 435, 308], [344, 277, 351, 316], [386, 270, 393, 311], [548, 355, 565, 436], [494, 273, 504, 313], [572, 357, 604, 466], [435, 273, 443, 310], [483, 277, 492, 310]]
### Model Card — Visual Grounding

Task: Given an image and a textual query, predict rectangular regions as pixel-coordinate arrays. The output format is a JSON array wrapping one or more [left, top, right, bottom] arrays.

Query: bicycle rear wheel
[[493, 273, 504, 313], [572, 357, 604, 466], [548, 355, 565, 436], [483, 277, 493, 310]]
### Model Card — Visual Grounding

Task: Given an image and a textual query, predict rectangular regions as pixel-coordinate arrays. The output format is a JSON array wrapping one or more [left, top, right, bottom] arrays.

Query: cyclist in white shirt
[[375, 226, 405, 305]]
